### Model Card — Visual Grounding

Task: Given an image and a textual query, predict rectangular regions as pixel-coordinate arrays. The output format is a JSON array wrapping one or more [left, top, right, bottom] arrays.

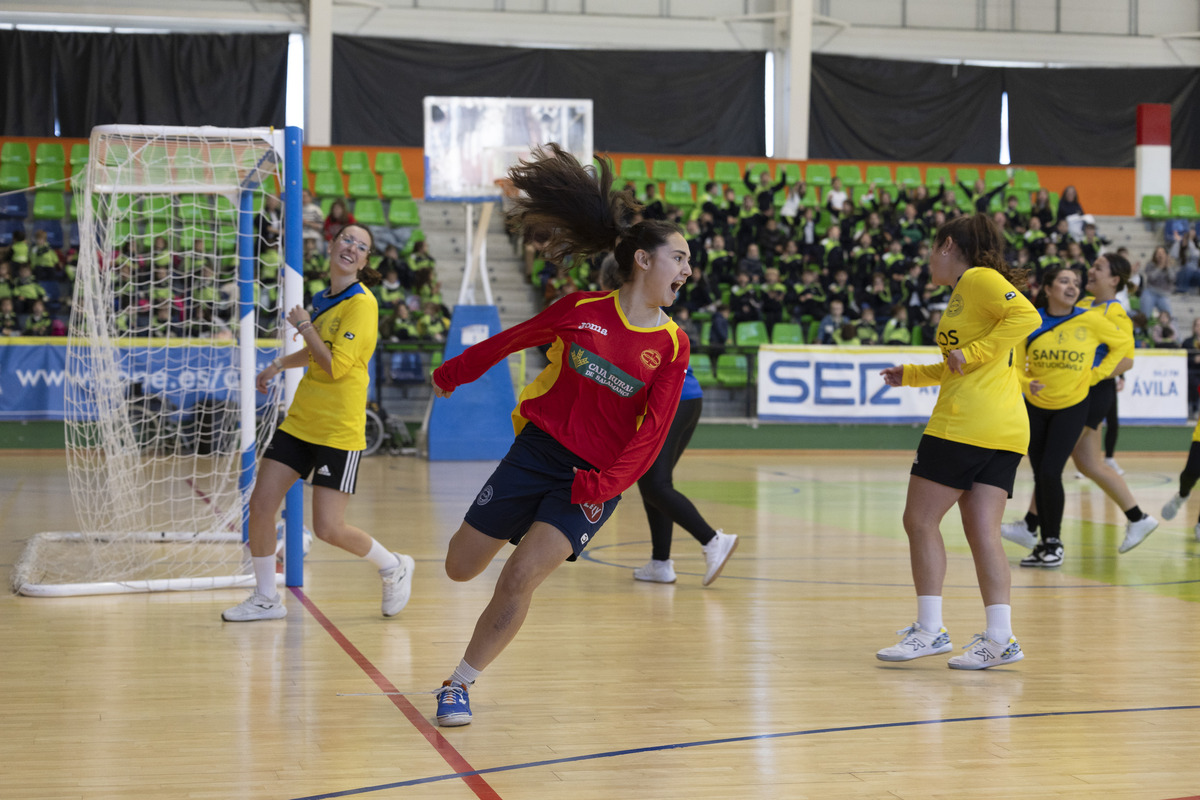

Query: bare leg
[[462, 523, 573, 671], [957, 483, 1012, 606], [1072, 426, 1137, 511], [445, 522, 511, 583], [901, 476, 965, 596], [310, 485, 373, 556], [246, 458, 301, 558]]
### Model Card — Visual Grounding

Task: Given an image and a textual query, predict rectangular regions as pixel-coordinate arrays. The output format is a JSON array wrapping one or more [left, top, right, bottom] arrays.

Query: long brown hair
[[935, 213, 1027, 292], [505, 143, 680, 285]]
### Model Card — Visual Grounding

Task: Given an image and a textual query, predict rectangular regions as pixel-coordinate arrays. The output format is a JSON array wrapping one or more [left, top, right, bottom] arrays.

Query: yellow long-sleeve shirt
[[902, 266, 1040, 453], [1016, 306, 1133, 410]]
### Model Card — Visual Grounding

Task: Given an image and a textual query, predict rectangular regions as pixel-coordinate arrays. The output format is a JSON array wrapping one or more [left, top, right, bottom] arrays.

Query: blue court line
[[289, 703, 1200, 800], [580, 540, 1200, 589]]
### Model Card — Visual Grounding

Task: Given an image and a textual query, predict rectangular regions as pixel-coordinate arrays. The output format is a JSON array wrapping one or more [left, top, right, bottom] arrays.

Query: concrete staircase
[[1096, 214, 1200, 325]]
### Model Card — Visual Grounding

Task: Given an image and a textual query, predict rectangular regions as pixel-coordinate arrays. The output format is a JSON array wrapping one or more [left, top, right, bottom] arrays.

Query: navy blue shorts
[[464, 423, 620, 562]]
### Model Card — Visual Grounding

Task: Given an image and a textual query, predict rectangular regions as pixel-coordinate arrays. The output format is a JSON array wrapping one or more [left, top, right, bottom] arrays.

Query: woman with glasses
[[222, 224, 415, 622]]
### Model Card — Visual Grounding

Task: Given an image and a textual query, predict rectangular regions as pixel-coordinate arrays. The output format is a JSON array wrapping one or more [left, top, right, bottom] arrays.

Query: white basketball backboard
[[423, 96, 594, 202]]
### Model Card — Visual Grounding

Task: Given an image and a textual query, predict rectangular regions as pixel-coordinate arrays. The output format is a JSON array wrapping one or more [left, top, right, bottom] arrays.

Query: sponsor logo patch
[[578, 322, 608, 336], [344, 332, 355, 340], [1005, 291, 1017, 301], [476, 485, 494, 506], [567, 343, 645, 398], [640, 349, 662, 370], [945, 294, 965, 317], [580, 502, 603, 523]]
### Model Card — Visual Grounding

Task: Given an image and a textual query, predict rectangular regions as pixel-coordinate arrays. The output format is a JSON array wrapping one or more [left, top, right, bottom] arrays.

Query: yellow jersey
[[279, 283, 378, 451], [1076, 298, 1133, 368], [1016, 306, 1133, 410], [902, 266, 1040, 453]]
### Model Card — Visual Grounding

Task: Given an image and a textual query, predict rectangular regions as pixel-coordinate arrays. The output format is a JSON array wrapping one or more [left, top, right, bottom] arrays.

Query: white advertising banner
[[756, 345, 1188, 425]]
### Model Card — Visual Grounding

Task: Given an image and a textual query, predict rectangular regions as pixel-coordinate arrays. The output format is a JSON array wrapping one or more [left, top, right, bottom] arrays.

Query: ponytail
[[935, 212, 1027, 292]]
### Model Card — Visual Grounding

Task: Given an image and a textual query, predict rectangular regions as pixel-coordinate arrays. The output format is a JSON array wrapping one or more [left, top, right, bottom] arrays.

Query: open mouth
[[670, 279, 685, 292]]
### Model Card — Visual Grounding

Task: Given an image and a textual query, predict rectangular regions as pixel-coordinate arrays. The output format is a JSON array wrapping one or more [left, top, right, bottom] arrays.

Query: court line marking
[[289, 587, 503, 800], [286, 703, 1200, 799], [580, 540, 1200, 589]]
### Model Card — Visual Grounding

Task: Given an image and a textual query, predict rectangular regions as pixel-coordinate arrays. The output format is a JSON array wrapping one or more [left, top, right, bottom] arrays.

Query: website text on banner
[[756, 346, 1187, 426]]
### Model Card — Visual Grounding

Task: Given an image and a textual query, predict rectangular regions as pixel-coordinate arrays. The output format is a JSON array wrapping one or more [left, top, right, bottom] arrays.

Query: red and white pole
[[1135, 103, 1171, 213]]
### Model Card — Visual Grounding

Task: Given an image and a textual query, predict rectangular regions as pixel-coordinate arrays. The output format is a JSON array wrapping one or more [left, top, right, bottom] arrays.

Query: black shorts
[[464, 423, 620, 562], [263, 428, 362, 494], [1084, 378, 1117, 430], [910, 434, 1022, 497]]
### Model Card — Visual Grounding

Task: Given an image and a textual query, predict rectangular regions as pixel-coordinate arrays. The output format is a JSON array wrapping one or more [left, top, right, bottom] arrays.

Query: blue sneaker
[[435, 680, 472, 727]]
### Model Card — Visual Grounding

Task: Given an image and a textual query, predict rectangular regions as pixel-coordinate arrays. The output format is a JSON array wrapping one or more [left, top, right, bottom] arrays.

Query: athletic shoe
[[1105, 457, 1126, 476], [876, 623, 953, 662], [435, 680, 472, 727], [1119, 515, 1159, 553], [1020, 538, 1064, 568], [1000, 520, 1039, 549], [1073, 471, 1085, 480], [222, 591, 287, 622], [1161, 492, 1186, 521], [948, 633, 1024, 670], [701, 529, 739, 586], [381, 553, 415, 617], [633, 559, 677, 584]]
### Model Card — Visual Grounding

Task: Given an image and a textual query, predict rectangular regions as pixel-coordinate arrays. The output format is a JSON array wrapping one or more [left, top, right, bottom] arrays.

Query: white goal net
[[13, 125, 293, 596]]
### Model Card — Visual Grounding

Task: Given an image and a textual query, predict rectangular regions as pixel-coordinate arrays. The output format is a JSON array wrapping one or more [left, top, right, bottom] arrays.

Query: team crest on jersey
[[580, 502, 603, 523], [945, 295, 965, 317], [640, 349, 662, 370], [328, 319, 341, 335], [1075, 327, 1088, 341], [476, 485, 494, 506], [567, 343, 645, 398]]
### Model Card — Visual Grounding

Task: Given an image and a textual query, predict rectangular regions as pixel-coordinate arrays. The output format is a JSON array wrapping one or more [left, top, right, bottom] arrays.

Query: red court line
[[290, 587, 502, 800]]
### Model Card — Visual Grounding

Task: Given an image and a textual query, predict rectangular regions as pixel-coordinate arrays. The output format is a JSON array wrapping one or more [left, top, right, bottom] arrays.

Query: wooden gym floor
[[1, 448, 1198, 800]]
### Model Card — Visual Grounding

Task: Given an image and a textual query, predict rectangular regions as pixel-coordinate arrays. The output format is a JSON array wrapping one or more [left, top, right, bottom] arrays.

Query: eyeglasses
[[337, 235, 371, 254]]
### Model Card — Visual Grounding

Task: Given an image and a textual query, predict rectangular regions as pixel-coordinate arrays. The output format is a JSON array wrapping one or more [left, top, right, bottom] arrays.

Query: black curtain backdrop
[[0, 30, 288, 137], [330, 36, 765, 156], [1004, 67, 1200, 168], [810, 54, 1003, 163]]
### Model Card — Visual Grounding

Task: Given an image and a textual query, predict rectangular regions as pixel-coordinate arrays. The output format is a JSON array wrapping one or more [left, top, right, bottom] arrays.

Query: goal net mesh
[[13, 127, 290, 594]]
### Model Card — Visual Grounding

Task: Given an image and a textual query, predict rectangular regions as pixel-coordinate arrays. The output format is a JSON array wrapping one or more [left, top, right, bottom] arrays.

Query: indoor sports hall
[[2, 3, 1200, 799]]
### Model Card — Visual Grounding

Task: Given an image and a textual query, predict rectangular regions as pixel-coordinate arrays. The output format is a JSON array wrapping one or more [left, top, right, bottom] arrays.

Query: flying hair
[[935, 213, 1028, 292]]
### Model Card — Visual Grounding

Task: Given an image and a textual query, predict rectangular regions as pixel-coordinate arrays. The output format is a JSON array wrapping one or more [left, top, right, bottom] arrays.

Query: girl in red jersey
[[430, 145, 692, 726]]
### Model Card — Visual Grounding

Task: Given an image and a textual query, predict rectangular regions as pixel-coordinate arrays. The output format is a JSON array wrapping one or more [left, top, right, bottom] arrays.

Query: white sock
[[985, 604, 1013, 643], [365, 539, 401, 571], [449, 658, 481, 687], [916, 595, 943, 632], [252, 556, 277, 598]]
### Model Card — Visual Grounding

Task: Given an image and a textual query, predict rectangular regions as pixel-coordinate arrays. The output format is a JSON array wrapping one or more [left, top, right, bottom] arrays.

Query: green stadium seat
[[68, 192, 82, 220], [380, 171, 412, 199], [177, 195, 212, 222], [865, 165, 892, 186], [836, 164, 863, 186], [388, 198, 421, 227], [771, 322, 804, 344], [347, 171, 378, 199], [213, 195, 237, 223], [307, 150, 338, 172], [353, 198, 386, 226], [805, 163, 832, 187], [984, 169, 1009, 190], [852, 185, 873, 206], [620, 158, 648, 181], [1170, 195, 1199, 219], [716, 354, 750, 388], [374, 151, 405, 174], [319, 196, 336, 217], [0, 162, 29, 191], [691, 356, 719, 388], [925, 166, 952, 189], [664, 179, 694, 208], [33, 164, 65, 191], [682, 160, 710, 184], [651, 160, 680, 181], [1141, 194, 1169, 220], [803, 184, 821, 207], [141, 220, 171, 248], [776, 163, 802, 184], [312, 170, 344, 198], [402, 228, 425, 255], [1013, 169, 1041, 192], [340, 150, 370, 173], [32, 191, 66, 220], [69, 144, 90, 167], [35, 143, 66, 166], [1, 141, 31, 164], [911, 327, 923, 346], [735, 321, 769, 347], [894, 165, 922, 188], [1004, 189, 1032, 214], [142, 196, 174, 222], [712, 161, 741, 186], [956, 168, 980, 186], [745, 162, 770, 183]]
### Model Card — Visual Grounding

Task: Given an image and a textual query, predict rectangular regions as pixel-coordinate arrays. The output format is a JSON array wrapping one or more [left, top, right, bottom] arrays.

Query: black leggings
[[637, 397, 716, 561], [1027, 397, 1091, 542], [1180, 441, 1200, 501], [1104, 392, 1120, 458]]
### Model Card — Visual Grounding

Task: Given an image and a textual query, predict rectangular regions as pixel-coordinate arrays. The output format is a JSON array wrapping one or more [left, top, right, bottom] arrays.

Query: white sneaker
[[701, 530, 738, 586], [633, 559, 677, 583], [1161, 492, 1186, 521], [381, 553, 415, 617], [1118, 515, 1159, 554], [876, 623, 952, 662], [1000, 520, 1038, 549], [222, 591, 286, 622], [948, 632, 1024, 670], [1105, 457, 1125, 476]]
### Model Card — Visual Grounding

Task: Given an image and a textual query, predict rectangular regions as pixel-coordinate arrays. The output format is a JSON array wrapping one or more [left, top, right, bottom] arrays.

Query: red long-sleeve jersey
[[432, 290, 689, 504]]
